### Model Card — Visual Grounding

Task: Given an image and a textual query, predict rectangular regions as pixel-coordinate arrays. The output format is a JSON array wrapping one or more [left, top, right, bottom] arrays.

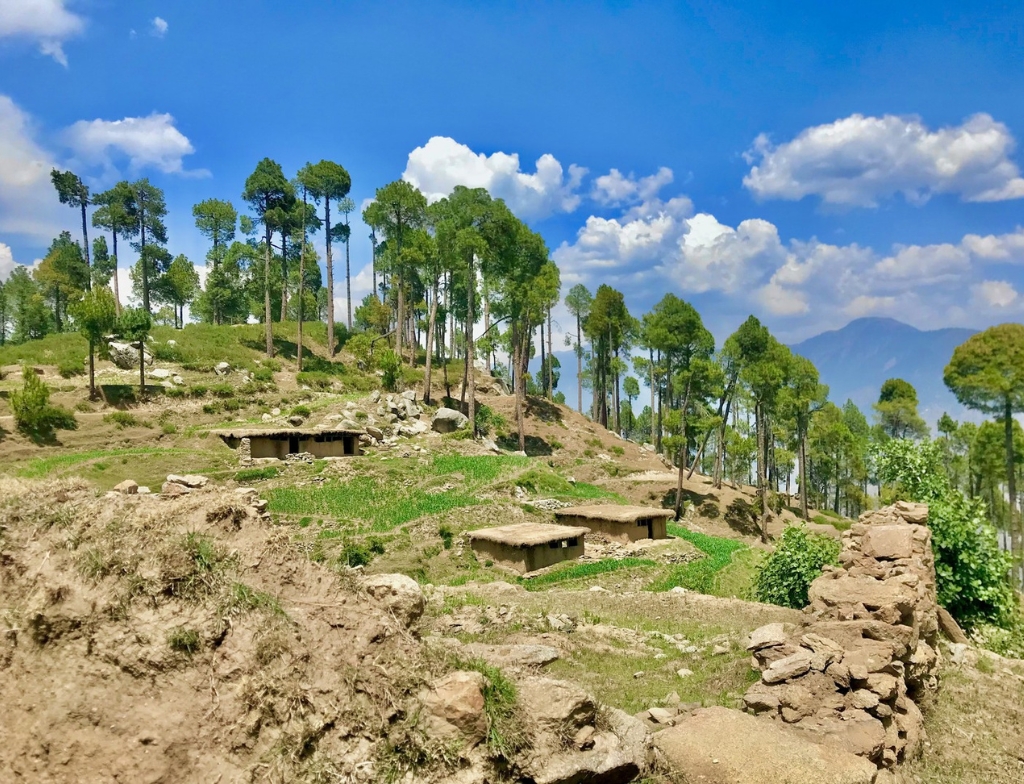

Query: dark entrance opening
[[288, 435, 299, 454]]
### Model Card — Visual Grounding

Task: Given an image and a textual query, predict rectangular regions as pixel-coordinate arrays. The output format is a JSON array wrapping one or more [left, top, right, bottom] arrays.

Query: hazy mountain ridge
[[790, 317, 978, 426]]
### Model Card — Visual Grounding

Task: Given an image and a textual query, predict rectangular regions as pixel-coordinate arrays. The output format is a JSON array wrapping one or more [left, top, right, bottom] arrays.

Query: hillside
[[790, 317, 977, 425]]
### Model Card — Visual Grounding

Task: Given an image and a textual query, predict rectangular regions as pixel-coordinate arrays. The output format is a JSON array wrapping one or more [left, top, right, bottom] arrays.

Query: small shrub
[[104, 411, 140, 428], [188, 384, 208, 397], [9, 367, 78, 440], [475, 403, 507, 436], [290, 404, 312, 417], [153, 343, 182, 362], [609, 445, 624, 456], [699, 500, 720, 519], [339, 537, 386, 568], [202, 402, 222, 414], [181, 361, 215, 373], [162, 422, 178, 435], [74, 401, 92, 412], [378, 349, 401, 392], [58, 358, 85, 378], [549, 438, 564, 450], [754, 526, 841, 609], [167, 626, 202, 655], [209, 382, 234, 398], [222, 397, 243, 412], [439, 524, 454, 550], [164, 386, 186, 399], [297, 371, 335, 391], [252, 367, 275, 383]]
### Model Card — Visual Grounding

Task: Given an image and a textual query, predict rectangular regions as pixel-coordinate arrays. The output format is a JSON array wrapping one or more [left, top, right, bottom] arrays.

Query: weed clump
[[167, 626, 202, 655], [754, 525, 840, 609]]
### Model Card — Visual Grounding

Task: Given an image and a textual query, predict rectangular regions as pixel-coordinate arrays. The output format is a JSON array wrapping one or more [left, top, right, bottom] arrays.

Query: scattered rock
[[288, 415, 305, 426], [762, 651, 813, 684], [676, 668, 694, 678], [432, 407, 469, 433], [459, 643, 560, 669], [160, 481, 191, 497], [108, 341, 152, 370], [166, 474, 209, 489], [419, 670, 487, 748], [149, 368, 172, 379], [937, 606, 969, 644], [214, 362, 231, 375], [360, 573, 425, 626], [113, 479, 138, 495]]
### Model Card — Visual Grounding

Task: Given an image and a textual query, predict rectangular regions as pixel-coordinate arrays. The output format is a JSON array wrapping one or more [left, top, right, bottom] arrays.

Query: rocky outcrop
[[432, 407, 469, 433], [742, 503, 938, 771], [108, 341, 152, 370], [361, 573, 426, 627]]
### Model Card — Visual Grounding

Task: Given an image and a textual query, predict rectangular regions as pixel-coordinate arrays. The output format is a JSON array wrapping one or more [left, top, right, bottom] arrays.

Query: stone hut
[[468, 523, 589, 574], [214, 427, 364, 462], [554, 505, 673, 543]]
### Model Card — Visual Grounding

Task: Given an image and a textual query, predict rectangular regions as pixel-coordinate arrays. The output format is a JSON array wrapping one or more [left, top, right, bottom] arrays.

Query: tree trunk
[[81, 202, 91, 289], [515, 326, 527, 452], [758, 402, 769, 543], [547, 307, 553, 399], [576, 315, 584, 413], [424, 282, 439, 404], [88, 339, 96, 399], [263, 220, 273, 357], [466, 253, 476, 435], [800, 429, 810, 520], [370, 230, 377, 299], [655, 350, 663, 454], [539, 321, 546, 395], [1005, 400, 1022, 586], [139, 342, 145, 395], [280, 230, 288, 322], [613, 347, 621, 434], [141, 214, 149, 314], [297, 188, 307, 372], [111, 233, 121, 315], [674, 378, 692, 519], [346, 225, 352, 331], [325, 199, 335, 357]]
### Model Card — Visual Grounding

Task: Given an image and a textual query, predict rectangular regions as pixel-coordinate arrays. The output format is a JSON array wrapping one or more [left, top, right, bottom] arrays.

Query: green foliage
[[225, 582, 283, 617], [874, 438, 1016, 627], [473, 403, 507, 436], [754, 526, 841, 608], [297, 371, 335, 390], [57, 358, 84, 378], [438, 524, 454, 550], [235, 467, 279, 482], [167, 627, 202, 655], [9, 366, 77, 440], [650, 526, 746, 593], [104, 411, 148, 429], [338, 537, 387, 567], [523, 558, 656, 589], [379, 349, 402, 392], [290, 404, 312, 417], [452, 659, 528, 759]]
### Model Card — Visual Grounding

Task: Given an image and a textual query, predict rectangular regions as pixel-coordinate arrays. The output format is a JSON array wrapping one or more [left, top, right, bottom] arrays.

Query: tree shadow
[[300, 354, 349, 376], [524, 395, 564, 424], [241, 336, 300, 360], [723, 497, 762, 537], [497, 433, 553, 456]]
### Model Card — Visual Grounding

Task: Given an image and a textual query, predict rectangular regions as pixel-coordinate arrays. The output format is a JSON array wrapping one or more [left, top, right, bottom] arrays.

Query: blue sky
[[3, 0, 1024, 359]]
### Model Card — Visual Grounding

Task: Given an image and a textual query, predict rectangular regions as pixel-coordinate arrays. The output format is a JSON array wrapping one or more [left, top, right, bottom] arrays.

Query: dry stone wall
[[743, 501, 939, 771]]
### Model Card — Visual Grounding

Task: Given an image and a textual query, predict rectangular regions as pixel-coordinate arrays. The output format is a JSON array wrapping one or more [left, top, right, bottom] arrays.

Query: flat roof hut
[[553, 505, 673, 543], [468, 523, 589, 574], [213, 426, 363, 461]]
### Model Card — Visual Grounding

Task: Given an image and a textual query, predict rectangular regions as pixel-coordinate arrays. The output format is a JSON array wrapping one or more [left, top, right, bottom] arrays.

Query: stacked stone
[[743, 502, 938, 771]]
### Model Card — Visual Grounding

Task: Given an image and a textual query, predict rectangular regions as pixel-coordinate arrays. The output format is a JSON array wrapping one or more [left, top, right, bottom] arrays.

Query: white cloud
[[0, 0, 84, 66], [0, 241, 17, 279], [0, 95, 64, 241], [402, 136, 587, 218], [744, 113, 1024, 207], [64, 112, 208, 177], [591, 166, 673, 206], [971, 280, 1019, 309], [151, 17, 168, 38]]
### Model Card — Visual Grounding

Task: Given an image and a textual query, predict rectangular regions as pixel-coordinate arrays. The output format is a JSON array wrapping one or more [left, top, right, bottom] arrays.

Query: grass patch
[[235, 466, 280, 482], [814, 514, 853, 531], [103, 411, 150, 429], [522, 558, 657, 590], [647, 525, 747, 593], [11, 447, 196, 479], [167, 626, 202, 655], [224, 582, 284, 617], [452, 659, 529, 758]]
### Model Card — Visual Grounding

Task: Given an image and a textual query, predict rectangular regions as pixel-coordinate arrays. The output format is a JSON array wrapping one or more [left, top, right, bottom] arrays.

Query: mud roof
[[554, 504, 675, 523], [468, 523, 590, 548], [211, 426, 365, 439]]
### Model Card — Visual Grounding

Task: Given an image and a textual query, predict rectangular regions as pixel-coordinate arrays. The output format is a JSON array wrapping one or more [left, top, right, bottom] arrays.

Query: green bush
[[296, 371, 335, 391], [209, 382, 234, 398], [167, 626, 202, 655], [235, 466, 279, 482], [252, 367, 275, 383], [378, 349, 401, 392], [58, 358, 85, 378], [104, 411, 142, 429], [874, 438, 1016, 628], [153, 342, 182, 362], [755, 526, 841, 609], [474, 403, 507, 436], [9, 367, 78, 440], [439, 524, 454, 550], [290, 405, 312, 417], [339, 537, 386, 568]]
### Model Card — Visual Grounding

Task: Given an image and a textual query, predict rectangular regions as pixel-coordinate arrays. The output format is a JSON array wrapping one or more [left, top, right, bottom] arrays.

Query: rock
[[401, 390, 417, 401], [166, 339, 176, 346], [747, 623, 790, 651], [149, 368, 172, 379], [360, 573, 425, 626], [647, 706, 678, 725], [712, 643, 730, 655], [893, 500, 928, 524], [214, 362, 231, 375], [271, 407, 281, 416], [432, 407, 469, 433], [946, 642, 970, 666], [481, 437, 501, 454], [108, 341, 152, 370], [113, 479, 139, 495], [166, 474, 209, 489], [573, 725, 596, 750], [369, 390, 381, 403], [419, 670, 487, 747], [937, 606, 969, 644], [161, 481, 191, 497], [261, 413, 273, 423], [459, 643, 559, 669], [762, 651, 813, 684], [365, 426, 384, 441], [517, 677, 596, 733], [172, 375, 184, 385], [676, 668, 694, 678], [861, 525, 915, 560], [288, 415, 305, 427], [655, 706, 877, 784], [137, 486, 151, 495], [525, 707, 649, 784]]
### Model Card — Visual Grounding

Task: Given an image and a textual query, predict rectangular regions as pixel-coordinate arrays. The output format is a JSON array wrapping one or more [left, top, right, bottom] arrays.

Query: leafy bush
[[339, 537, 386, 568], [755, 525, 841, 609], [252, 367, 275, 383], [153, 342, 182, 362], [439, 524, 454, 550], [209, 382, 234, 398], [874, 438, 1016, 628], [378, 349, 401, 392], [346, 331, 374, 369], [104, 411, 143, 429], [296, 371, 335, 391], [290, 405, 312, 417], [474, 403, 507, 436], [9, 367, 77, 440], [58, 358, 85, 378]]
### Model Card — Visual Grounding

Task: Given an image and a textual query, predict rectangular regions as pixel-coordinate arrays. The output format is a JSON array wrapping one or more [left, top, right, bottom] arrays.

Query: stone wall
[[743, 501, 938, 772]]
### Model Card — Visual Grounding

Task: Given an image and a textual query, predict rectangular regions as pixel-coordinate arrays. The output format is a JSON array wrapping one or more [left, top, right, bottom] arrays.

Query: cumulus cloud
[[151, 17, 168, 37], [0, 0, 85, 66], [64, 112, 208, 177], [591, 166, 673, 206], [744, 113, 1024, 207], [971, 280, 1019, 309], [0, 241, 18, 279], [0, 95, 65, 241], [402, 136, 587, 219]]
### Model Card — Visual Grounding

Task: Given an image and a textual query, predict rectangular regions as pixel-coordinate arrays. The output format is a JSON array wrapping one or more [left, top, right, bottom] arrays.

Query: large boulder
[[418, 670, 488, 748], [432, 407, 469, 433], [108, 341, 152, 370], [655, 706, 877, 784], [525, 707, 649, 784], [360, 573, 425, 626], [517, 676, 596, 734]]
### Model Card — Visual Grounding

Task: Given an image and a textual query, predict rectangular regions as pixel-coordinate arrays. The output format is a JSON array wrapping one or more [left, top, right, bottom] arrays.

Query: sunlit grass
[[522, 557, 657, 590], [647, 524, 747, 593]]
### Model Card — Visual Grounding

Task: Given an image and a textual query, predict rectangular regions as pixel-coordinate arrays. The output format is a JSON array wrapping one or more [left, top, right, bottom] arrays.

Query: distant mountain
[[790, 318, 977, 426]]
